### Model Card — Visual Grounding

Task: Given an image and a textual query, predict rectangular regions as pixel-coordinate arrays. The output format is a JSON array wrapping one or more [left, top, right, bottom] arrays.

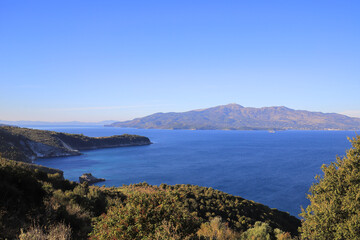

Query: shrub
[[240, 221, 293, 240], [197, 216, 240, 240], [19, 223, 71, 240], [241, 221, 273, 240], [300, 136, 360, 239], [89, 191, 200, 239]]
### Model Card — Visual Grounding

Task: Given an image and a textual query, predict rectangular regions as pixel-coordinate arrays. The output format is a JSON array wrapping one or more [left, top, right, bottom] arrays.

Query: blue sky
[[1, 1, 359, 121]]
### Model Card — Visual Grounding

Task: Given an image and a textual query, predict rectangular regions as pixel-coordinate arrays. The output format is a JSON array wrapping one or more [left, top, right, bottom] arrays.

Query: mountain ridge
[[108, 103, 360, 130]]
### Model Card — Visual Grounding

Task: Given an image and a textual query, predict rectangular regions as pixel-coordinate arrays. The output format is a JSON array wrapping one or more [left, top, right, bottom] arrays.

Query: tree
[[197, 216, 240, 240], [300, 135, 360, 239]]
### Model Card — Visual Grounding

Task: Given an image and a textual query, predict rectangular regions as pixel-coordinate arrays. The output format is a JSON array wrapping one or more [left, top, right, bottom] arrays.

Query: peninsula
[[0, 126, 151, 162]]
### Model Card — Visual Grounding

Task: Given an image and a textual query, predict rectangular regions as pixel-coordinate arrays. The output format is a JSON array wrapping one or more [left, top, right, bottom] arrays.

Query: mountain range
[[108, 104, 360, 130]]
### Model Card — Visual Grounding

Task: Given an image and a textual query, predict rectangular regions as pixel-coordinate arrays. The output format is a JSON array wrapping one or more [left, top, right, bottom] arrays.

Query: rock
[[79, 173, 105, 185]]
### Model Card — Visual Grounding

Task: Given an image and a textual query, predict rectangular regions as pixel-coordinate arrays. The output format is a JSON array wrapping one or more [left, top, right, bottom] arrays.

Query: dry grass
[[19, 223, 72, 240]]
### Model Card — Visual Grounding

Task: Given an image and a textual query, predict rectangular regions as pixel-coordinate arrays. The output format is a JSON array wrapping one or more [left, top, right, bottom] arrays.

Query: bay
[[31, 125, 356, 217]]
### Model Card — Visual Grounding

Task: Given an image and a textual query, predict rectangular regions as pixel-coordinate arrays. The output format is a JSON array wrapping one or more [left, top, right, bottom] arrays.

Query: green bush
[[300, 136, 360, 239], [90, 191, 200, 239], [197, 216, 240, 240], [241, 221, 273, 240], [240, 221, 293, 240]]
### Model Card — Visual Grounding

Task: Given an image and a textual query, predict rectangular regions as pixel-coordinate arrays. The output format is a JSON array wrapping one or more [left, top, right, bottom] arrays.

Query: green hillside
[[0, 126, 151, 162]]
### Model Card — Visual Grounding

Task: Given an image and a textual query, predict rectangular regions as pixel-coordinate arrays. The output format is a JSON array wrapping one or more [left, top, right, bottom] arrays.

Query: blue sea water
[[31, 126, 356, 217]]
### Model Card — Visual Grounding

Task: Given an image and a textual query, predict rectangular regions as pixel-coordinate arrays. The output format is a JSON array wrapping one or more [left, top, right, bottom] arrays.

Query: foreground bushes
[[19, 223, 72, 240], [0, 158, 299, 239], [197, 217, 240, 239], [90, 191, 200, 239], [90, 190, 296, 240], [0, 157, 117, 239]]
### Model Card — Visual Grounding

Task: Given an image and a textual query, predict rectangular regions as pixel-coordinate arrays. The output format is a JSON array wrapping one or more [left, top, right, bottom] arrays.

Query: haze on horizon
[[1, 1, 359, 122]]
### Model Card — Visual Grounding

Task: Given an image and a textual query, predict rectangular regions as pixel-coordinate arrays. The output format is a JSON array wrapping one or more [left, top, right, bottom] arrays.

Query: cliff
[[0, 126, 151, 162]]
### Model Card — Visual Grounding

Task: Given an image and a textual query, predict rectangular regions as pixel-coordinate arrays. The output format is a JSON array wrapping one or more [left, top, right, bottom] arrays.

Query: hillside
[[108, 103, 360, 130], [0, 126, 151, 162], [0, 157, 301, 239]]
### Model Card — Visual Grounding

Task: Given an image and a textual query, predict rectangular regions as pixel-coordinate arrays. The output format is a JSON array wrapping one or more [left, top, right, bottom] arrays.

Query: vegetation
[[300, 135, 360, 239], [0, 127, 28, 161], [0, 156, 63, 175], [19, 223, 72, 240], [0, 157, 114, 239], [240, 221, 293, 240], [156, 184, 300, 235], [0, 126, 151, 162], [0, 157, 300, 239], [197, 217, 240, 239], [90, 191, 200, 239]]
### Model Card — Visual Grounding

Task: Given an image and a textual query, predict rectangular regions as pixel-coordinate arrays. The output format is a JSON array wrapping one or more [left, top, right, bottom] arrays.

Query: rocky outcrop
[[79, 173, 105, 185], [24, 139, 81, 160]]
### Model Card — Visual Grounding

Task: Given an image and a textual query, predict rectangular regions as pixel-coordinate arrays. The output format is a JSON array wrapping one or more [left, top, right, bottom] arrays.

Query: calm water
[[31, 126, 356, 217]]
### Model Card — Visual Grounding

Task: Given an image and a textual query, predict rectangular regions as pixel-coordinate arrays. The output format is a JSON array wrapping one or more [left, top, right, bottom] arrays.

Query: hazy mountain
[[108, 103, 360, 130], [0, 120, 117, 126]]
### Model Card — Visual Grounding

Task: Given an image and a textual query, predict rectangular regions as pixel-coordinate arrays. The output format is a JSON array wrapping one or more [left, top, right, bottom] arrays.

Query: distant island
[[107, 103, 360, 130], [0, 126, 151, 162], [0, 120, 117, 126]]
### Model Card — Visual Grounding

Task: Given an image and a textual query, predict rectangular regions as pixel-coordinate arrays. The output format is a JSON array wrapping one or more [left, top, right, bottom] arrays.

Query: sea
[[26, 125, 356, 218]]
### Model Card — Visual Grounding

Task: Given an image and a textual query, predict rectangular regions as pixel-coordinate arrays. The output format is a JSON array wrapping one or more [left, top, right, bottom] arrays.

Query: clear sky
[[1, 0, 359, 122]]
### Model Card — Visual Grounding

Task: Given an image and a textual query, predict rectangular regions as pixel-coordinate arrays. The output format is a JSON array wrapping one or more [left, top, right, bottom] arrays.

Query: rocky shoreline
[[75, 141, 152, 150], [32, 141, 152, 161]]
